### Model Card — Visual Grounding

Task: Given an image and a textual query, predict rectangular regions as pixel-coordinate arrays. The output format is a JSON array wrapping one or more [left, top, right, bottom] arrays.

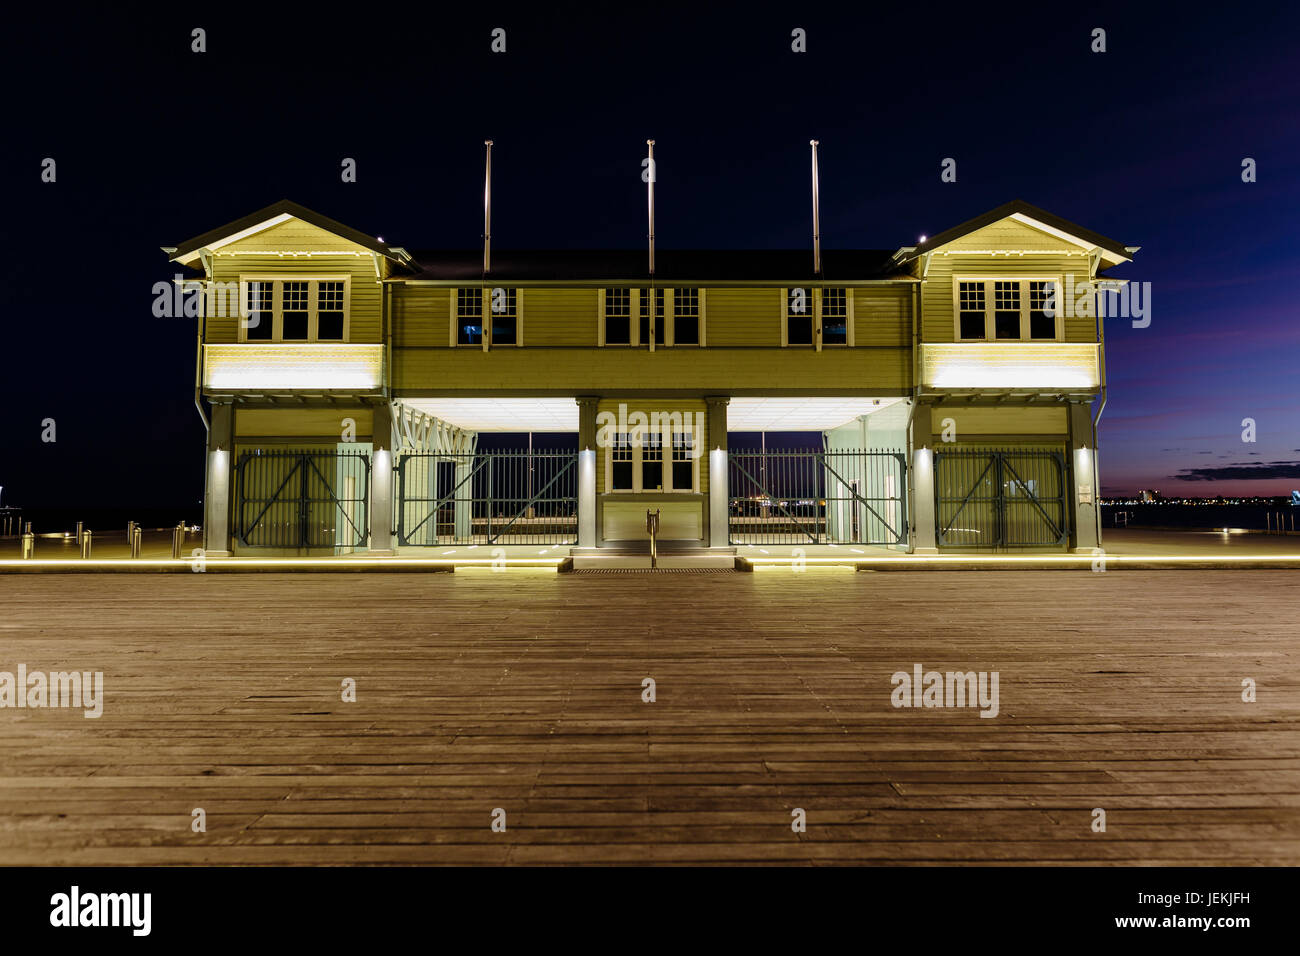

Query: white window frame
[[951, 276, 1064, 341], [600, 287, 634, 347], [784, 286, 854, 348], [486, 286, 522, 348], [668, 287, 705, 347], [604, 423, 701, 494], [451, 287, 484, 348], [237, 275, 351, 343]]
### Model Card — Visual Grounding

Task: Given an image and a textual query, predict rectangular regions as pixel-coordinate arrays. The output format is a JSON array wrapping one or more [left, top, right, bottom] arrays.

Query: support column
[[204, 402, 233, 557], [369, 403, 395, 555], [910, 402, 938, 553], [1068, 401, 1100, 552], [577, 396, 599, 547], [705, 396, 729, 549]]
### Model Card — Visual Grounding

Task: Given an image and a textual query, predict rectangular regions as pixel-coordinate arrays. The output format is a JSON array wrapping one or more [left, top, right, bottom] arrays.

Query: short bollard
[[76, 521, 84, 546], [171, 523, 185, 559], [81, 531, 93, 559], [21, 522, 35, 560], [131, 526, 142, 559], [127, 520, 136, 544]]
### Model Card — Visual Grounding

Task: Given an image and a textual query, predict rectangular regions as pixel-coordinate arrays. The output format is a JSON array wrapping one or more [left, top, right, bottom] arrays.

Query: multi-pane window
[[604, 288, 631, 345], [611, 434, 634, 490], [671, 432, 695, 491], [457, 288, 483, 346], [673, 288, 699, 345], [641, 431, 664, 490], [640, 288, 665, 346], [957, 278, 1062, 341], [489, 287, 517, 345], [281, 281, 310, 340], [958, 282, 987, 340], [1029, 281, 1056, 339], [786, 287, 814, 344], [317, 281, 345, 340], [822, 287, 848, 345], [994, 281, 1021, 339], [240, 278, 348, 342], [244, 281, 273, 340]]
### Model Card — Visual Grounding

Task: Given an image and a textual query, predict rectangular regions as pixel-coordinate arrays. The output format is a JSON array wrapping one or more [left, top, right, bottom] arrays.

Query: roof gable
[[897, 199, 1136, 267], [166, 199, 409, 268]]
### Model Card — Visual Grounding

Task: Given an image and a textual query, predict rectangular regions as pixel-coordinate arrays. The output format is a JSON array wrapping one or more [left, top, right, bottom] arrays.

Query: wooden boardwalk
[[1, 569, 1297, 865]]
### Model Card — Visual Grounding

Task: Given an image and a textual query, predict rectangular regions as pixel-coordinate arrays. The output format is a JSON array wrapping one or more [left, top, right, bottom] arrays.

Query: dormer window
[[955, 278, 1062, 341], [238, 277, 351, 343]]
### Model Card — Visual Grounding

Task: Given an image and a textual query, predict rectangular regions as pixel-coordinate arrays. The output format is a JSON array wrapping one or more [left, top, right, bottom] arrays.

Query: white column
[[204, 403, 233, 557], [911, 446, 938, 553], [454, 458, 472, 541], [577, 397, 599, 547], [706, 396, 729, 548], [369, 404, 395, 555], [1069, 402, 1100, 552]]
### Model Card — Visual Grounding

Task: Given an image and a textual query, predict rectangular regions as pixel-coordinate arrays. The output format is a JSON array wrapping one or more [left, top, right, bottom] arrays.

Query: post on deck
[[204, 402, 234, 557], [910, 404, 938, 553], [706, 396, 729, 548], [370, 403, 395, 555], [577, 396, 599, 547], [1068, 400, 1100, 552]]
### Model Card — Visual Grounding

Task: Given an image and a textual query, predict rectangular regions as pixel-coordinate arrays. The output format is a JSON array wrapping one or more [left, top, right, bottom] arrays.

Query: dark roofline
[[169, 199, 405, 263], [398, 248, 906, 282], [897, 199, 1134, 263]]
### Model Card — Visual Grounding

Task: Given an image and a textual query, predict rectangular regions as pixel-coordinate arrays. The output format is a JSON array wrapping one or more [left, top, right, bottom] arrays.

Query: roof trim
[[169, 199, 409, 266], [895, 199, 1134, 267]]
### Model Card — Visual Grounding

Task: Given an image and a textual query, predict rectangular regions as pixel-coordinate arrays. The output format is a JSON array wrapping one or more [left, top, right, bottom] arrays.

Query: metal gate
[[396, 450, 578, 546], [727, 448, 908, 545], [233, 448, 370, 548], [934, 448, 1068, 548]]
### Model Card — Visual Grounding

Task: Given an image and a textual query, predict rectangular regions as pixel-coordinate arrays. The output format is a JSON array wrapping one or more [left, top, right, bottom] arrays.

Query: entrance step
[[564, 547, 741, 571]]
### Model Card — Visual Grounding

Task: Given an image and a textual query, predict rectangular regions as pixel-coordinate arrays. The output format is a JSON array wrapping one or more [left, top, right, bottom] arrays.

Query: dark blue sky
[[2, 2, 1297, 510]]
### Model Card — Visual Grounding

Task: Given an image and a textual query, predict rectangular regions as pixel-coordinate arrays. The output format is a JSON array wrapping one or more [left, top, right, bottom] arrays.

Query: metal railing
[[935, 448, 1068, 548], [233, 448, 370, 549], [396, 449, 578, 546], [727, 448, 908, 545]]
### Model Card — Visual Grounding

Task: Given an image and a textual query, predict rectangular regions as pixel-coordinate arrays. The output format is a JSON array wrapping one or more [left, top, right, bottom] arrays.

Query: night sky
[[2, 3, 1297, 517]]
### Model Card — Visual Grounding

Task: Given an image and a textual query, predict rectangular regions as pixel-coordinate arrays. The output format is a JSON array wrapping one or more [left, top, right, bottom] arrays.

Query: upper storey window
[[457, 288, 483, 346], [454, 287, 520, 346], [604, 288, 631, 345], [490, 287, 518, 345], [956, 278, 1062, 341], [821, 287, 848, 345], [784, 286, 850, 346], [238, 277, 350, 343], [786, 287, 814, 345], [673, 288, 700, 345]]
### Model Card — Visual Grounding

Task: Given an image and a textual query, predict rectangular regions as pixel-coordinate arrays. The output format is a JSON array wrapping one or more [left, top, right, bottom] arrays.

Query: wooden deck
[[1, 569, 1297, 865]]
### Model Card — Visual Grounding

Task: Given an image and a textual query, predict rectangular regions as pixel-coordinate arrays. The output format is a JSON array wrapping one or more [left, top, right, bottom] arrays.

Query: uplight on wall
[[920, 343, 1100, 390], [203, 344, 383, 390]]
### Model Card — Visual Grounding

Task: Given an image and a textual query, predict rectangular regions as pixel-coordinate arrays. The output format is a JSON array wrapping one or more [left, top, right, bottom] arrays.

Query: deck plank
[[0, 569, 1297, 865]]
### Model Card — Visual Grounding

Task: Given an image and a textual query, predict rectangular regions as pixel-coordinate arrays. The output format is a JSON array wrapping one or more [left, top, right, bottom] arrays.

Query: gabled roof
[[894, 199, 1137, 267], [405, 248, 905, 282], [165, 199, 411, 267]]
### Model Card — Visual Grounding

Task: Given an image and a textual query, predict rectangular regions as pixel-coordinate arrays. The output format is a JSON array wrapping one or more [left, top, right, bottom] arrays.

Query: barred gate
[[233, 448, 370, 549], [396, 450, 578, 546], [934, 448, 1068, 548], [727, 448, 908, 545]]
